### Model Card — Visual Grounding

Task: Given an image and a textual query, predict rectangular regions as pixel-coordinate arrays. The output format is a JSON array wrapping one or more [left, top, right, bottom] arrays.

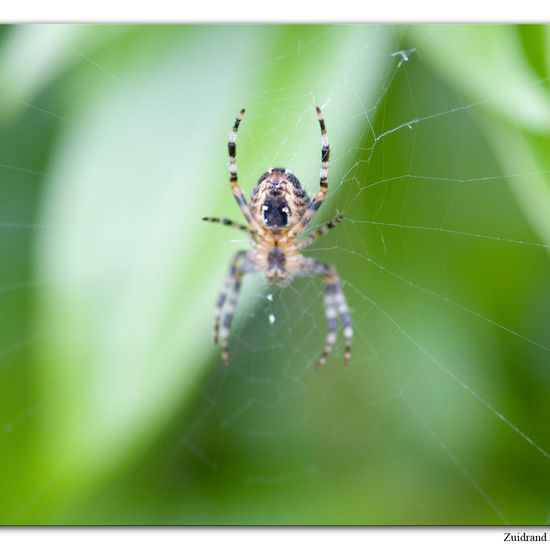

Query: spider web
[[0, 25, 549, 525]]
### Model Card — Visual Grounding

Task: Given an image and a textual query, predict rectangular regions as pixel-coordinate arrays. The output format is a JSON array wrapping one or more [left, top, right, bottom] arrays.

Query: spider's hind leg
[[289, 106, 331, 238], [227, 108, 260, 231]]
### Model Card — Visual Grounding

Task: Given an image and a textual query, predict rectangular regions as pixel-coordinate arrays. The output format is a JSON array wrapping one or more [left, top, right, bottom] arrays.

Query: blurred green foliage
[[0, 24, 549, 525]]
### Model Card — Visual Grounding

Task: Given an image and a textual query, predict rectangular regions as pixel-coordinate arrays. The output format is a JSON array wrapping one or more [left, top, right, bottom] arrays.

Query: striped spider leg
[[298, 213, 344, 249], [213, 250, 256, 365], [299, 258, 353, 368], [287, 106, 331, 239], [201, 216, 253, 235], [227, 109, 261, 233]]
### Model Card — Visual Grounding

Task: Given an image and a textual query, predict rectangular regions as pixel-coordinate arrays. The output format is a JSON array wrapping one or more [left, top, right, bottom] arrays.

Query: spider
[[202, 106, 352, 368]]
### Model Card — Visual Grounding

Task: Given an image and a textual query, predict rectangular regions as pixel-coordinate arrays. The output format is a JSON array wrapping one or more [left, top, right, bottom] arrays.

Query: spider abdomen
[[251, 167, 309, 231]]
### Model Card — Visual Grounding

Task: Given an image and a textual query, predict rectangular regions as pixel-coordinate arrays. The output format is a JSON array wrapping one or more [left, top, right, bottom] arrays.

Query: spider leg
[[289, 106, 330, 238], [333, 276, 353, 366], [300, 258, 352, 367], [213, 250, 254, 365], [299, 213, 343, 249], [316, 283, 338, 368], [323, 271, 352, 367], [228, 109, 260, 231], [213, 276, 232, 345], [219, 277, 242, 365], [202, 216, 253, 235]]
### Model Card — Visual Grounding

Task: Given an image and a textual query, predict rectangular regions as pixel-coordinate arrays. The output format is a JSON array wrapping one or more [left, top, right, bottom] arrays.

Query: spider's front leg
[[301, 258, 352, 368], [213, 250, 255, 365], [323, 270, 353, 367]]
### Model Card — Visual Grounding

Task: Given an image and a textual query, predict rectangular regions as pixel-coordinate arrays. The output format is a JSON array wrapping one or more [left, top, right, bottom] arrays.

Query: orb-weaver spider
[[203, 107, 352, 368]]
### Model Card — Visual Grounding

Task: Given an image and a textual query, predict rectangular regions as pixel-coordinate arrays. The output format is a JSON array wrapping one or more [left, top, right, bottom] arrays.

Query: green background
[[0, 24, 549, 525]]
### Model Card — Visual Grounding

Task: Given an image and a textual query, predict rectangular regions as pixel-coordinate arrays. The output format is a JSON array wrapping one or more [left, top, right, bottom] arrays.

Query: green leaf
[[34, 25, 395, 499], [409, 25, 550, 248], [409, 25, 550, 132], [0, 24, 129, 120]]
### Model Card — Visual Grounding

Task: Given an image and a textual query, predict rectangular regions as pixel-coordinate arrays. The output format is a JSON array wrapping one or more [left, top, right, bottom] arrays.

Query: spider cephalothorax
[[202, 107, 352, 368]]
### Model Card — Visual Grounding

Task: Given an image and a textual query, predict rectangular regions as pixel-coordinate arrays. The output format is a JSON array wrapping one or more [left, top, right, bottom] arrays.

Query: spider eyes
[[262, 202, 290, 227]]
